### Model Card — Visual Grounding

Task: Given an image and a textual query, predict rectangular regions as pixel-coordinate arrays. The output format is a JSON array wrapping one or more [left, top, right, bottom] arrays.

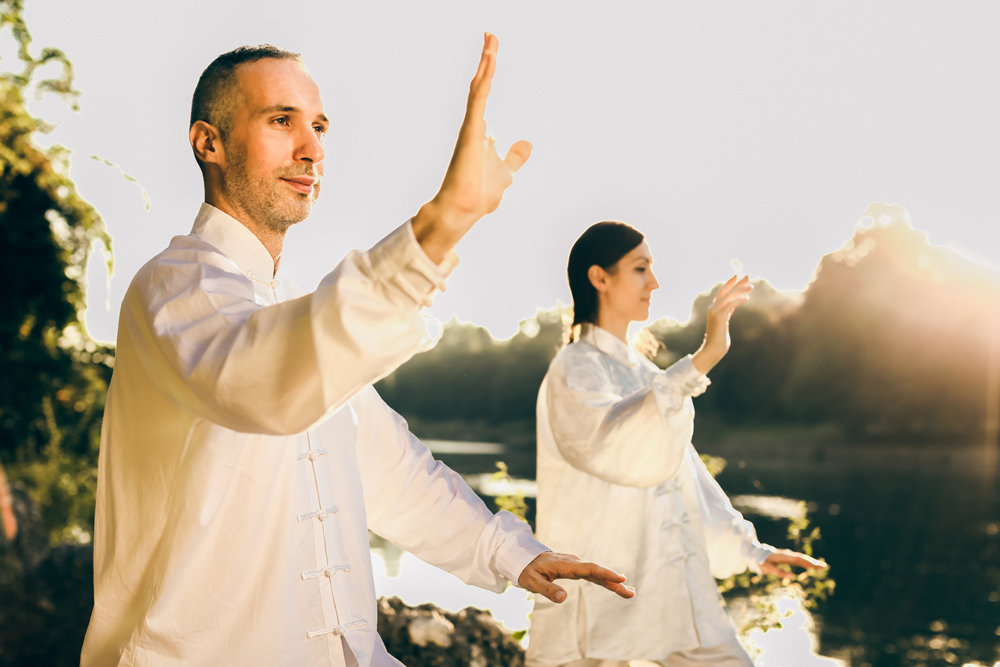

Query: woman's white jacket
[[527, 324, 774, 665]]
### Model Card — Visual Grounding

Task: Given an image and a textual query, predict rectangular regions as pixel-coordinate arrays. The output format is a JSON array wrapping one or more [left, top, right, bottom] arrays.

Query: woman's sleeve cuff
[[746, 543, 778, 574], [647, 355, 711, 411]]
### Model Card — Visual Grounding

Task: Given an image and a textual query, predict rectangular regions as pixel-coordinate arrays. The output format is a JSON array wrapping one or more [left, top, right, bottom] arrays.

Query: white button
[[316, 510, 328, 521], [324, 567, 335, 577], [307, 450, 321, 461]]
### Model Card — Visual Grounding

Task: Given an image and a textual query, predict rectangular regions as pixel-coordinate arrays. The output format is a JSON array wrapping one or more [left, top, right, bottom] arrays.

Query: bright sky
[[21, 1, 1000, 341]]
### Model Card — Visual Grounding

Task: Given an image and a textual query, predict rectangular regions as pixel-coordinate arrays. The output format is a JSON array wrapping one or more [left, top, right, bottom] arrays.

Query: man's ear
[[190, 120, 223, 166], [587, 265, 608, 292]]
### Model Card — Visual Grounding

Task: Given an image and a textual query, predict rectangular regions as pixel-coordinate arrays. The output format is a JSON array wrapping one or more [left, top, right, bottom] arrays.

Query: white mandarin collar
[[579, 323, 638, 368], [190, 203, 276, 281]]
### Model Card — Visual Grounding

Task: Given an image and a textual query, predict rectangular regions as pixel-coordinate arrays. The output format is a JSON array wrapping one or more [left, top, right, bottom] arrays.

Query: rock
[[407, 610, 455, 648], [377, 596, 526, 667]]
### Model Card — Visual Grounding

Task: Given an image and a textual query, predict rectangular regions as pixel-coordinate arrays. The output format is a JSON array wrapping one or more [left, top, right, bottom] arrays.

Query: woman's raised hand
[[692, 275, 752, 375], [412, 33, 533, 264]]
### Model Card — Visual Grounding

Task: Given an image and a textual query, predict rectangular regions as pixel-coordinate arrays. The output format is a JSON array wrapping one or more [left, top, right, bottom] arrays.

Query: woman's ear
[[588, 265, 608, 292]]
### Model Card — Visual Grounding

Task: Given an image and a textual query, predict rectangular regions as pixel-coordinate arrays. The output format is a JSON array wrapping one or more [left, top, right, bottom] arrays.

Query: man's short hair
[[190, 44, 303, 142]]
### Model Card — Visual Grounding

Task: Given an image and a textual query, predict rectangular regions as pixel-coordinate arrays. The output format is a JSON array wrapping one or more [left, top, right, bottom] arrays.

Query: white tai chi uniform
[[527, 324, 774, 667], [81, 203, 548, 667]]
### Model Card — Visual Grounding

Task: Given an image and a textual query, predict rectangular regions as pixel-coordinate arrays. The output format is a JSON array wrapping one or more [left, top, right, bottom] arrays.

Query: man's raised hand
[[412, 33, 532, 264], [518, 552, 636, 604]]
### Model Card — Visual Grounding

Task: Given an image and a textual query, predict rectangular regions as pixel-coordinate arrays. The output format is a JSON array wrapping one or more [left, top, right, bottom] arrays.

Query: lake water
[[371, 438, 1000, 667]]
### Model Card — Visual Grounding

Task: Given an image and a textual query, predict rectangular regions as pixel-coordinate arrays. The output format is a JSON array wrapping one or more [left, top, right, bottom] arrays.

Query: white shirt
[[81, 203, 547, 667], [527, 324, 774, 665]]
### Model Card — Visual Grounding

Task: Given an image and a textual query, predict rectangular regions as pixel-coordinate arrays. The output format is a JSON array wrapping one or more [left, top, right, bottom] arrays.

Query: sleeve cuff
[[746, 543, 777, 574], [647, 355, 711, 412], [490, 511, 551, 587], [366, 219, 460, 308]]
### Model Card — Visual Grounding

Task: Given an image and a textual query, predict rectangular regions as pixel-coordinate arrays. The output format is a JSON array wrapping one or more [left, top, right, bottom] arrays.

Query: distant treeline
[[377, 204, 1000, 444]]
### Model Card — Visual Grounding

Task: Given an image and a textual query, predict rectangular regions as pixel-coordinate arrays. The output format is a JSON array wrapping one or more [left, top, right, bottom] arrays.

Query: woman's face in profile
[[600, 241, 660, 324]]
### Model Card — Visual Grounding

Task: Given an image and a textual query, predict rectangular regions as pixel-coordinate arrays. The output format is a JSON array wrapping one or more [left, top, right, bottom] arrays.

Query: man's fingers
[[534, 577, 568, 604], [466, 33, 498, 123], [520, 554, 634, 603], [503, 140, 532, 173], [565, 561, 627, 584], [587, 577, 636, 599]]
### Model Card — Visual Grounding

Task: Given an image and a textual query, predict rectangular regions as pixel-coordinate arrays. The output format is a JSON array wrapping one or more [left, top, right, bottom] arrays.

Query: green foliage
[[698, 453, 727, 478], [491, 461, 528, 523], [704, 456, 835, 634], [0, 0, 112, 541], [716, 504, 835, 627]]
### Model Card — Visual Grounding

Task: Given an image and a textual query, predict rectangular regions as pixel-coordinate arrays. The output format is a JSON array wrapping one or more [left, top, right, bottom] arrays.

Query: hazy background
[[5, 4, 1000, 665], [17, 0, 1000, 340]]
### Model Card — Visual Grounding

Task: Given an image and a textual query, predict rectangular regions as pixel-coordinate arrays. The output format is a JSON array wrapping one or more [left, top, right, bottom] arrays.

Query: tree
[[0, 4, 115, 663], [783, 203, 1000, 440], [0, 0, 112, 541]]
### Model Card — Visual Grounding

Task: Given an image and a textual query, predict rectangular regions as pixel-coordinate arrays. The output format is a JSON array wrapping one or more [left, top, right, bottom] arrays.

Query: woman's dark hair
[[567, 221, 645, 340]]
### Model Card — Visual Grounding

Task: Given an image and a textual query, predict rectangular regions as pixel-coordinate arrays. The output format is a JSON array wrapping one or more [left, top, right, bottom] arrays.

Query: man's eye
[[274, 117, 289, 125], [314, 126, 326, 135], [636, 267, 646, 272]]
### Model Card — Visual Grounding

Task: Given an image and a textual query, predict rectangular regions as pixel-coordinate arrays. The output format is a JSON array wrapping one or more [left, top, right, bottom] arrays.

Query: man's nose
[[294, 127, 325, 166]]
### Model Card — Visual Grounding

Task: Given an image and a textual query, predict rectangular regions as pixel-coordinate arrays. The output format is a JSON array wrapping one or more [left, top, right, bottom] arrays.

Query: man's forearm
[[411, 198, 473, 266]]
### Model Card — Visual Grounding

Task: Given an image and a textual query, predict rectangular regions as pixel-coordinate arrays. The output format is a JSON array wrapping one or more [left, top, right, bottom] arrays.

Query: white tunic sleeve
[[689, 448, 776, 578], [123, 221, 446, 436], [352, 386, 549, 592], [545, 351, 710, 488]]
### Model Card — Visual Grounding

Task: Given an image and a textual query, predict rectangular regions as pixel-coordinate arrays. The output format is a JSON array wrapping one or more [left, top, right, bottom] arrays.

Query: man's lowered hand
[[518, 552, 636, 603]]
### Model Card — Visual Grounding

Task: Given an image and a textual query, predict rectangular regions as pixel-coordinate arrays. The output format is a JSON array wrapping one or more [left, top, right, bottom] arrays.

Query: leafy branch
[[704, 454, 836, 634]]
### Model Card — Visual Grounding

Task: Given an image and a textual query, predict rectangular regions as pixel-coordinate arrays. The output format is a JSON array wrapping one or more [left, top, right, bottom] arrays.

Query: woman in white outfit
[[527, 222, 826, 667]]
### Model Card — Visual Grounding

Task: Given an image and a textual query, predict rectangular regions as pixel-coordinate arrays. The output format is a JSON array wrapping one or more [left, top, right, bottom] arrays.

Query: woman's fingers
[[765, 549, 829, 572], [714, 274, 740, 302], [709, 281, 752, 319], [716, 293, 752, 317], [712, 275, 750, 305]]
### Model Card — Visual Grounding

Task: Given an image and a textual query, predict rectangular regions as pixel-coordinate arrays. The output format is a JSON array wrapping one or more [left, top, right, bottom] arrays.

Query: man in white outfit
[[80, 36, 634, 667]]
